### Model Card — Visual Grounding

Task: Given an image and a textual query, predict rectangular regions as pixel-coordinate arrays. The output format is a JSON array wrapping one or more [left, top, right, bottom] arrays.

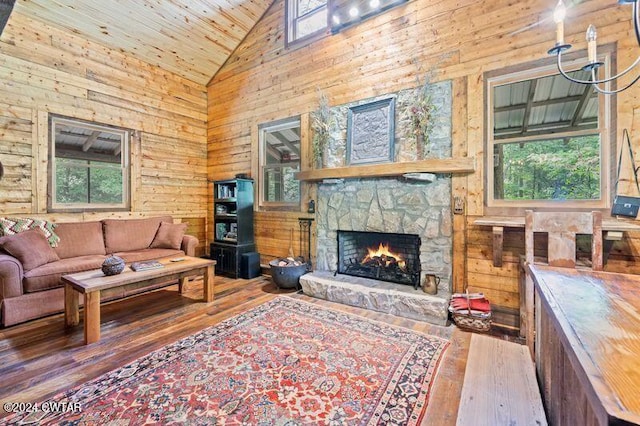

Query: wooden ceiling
[[12, 0, 273, 85]]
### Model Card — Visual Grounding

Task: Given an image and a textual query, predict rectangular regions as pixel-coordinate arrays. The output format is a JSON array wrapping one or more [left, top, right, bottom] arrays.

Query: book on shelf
[[131, 260, 164, 272], [215, 223, 228, 241], [217, 185, 237, 199]]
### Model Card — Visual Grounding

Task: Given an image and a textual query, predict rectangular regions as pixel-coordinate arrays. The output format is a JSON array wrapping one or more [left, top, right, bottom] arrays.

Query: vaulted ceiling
[[12, 0, 274, 85]]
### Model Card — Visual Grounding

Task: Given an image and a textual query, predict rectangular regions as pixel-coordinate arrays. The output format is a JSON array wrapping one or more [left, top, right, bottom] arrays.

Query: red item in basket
[[451, 296, 491, 312]]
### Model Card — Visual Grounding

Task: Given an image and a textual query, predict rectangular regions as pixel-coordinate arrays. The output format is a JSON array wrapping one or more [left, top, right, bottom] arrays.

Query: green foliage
[[56, 159, 123, 204], [90, 166, 123, 203], [282, 166, 300, 203], [495, 135, 600, 200], [56, 160, 88, 203], [264, 166, 300, 203]]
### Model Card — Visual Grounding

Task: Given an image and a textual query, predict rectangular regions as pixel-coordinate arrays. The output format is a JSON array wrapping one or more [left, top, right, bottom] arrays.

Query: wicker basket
[[449, 292, 492, 333], [450, 310, 492, 332]]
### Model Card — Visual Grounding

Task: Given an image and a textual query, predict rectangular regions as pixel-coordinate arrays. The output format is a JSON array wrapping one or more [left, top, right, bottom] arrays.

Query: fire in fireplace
[[336, 230, 421, 288]]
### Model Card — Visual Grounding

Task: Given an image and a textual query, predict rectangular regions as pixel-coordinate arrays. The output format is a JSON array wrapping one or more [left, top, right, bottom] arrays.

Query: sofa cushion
[[103, 216, 172, 253], [23, 255, 107, 293], [114, 248, 184, 263], [0, 229, 60, 272], [1, 287, 65, 327], [54, 221, 106, 259], [150, 222, 187, 250]]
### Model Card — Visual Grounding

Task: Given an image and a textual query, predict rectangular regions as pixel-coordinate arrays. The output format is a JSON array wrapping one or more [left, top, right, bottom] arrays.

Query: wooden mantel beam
[[295, 157, 475, 182]]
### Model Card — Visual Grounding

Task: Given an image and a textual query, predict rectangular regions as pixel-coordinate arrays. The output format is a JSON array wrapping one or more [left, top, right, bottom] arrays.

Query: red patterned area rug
[[3, 296, 449, 425]]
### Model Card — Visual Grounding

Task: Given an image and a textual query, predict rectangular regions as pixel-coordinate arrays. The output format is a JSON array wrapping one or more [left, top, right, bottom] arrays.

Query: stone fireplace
[[298, 80, 453, 325], [300, 176, 452, 325], [315, 177, 452, 287]]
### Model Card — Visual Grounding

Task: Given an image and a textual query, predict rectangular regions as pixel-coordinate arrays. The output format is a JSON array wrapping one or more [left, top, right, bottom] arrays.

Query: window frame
[[285, 0, 410, 48], [49, 115, 131, 212], [258, 116, 302, 210], [484, 54, 614, 214], [285, 0, 328, 47], [329, 0, 408, 34]]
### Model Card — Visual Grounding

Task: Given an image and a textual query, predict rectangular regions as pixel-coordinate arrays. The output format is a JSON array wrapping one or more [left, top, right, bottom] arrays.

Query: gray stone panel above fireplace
[[322, 80, 452, 167]]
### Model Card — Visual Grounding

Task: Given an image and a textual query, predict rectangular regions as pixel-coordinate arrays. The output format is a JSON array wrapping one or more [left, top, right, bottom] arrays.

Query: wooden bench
[[456, 334, 547, 426]]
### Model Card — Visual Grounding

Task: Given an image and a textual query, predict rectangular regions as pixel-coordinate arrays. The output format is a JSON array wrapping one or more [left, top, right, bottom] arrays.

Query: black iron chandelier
[[547, 0, 640, 95]]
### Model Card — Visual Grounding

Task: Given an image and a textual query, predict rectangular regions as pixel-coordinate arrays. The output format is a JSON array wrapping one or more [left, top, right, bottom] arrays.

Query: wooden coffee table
[[63, 256, 216, 345]]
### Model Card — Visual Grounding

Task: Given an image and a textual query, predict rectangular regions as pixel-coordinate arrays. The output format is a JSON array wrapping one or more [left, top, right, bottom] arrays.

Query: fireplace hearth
[[337, 230, 421, 288]]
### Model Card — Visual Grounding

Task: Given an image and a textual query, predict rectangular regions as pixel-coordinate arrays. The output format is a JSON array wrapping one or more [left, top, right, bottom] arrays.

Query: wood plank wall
[[0, 12, 208, 255], [207, 0, 640, 328]]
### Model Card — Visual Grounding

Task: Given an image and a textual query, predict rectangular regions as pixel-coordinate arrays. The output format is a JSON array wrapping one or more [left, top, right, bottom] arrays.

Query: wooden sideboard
[[528, 264, 640, 425]]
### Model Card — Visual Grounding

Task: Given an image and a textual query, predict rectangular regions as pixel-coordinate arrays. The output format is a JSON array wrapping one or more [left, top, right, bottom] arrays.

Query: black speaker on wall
[[240, 252, 260, 279]]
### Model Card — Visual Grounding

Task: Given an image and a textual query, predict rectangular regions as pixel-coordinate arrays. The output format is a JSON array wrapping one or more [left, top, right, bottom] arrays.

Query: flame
[[362, 242, 406, 270]]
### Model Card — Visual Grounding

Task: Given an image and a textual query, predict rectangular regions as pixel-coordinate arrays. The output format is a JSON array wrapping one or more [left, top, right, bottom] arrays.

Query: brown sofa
[[0, 216, 198, 327]]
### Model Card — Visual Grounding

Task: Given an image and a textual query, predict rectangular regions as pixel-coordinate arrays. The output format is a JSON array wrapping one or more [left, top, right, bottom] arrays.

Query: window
[[49, 116, 130, 211], [286, 0, 409, 45], [487, 58, 612, 210], [286, 0, 327, 45], [259, 117, 301, 208], [330, 0, 408, 33]]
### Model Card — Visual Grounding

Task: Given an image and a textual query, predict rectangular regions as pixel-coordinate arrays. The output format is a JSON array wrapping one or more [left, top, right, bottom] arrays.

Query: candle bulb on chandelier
[[547, 0, 640, 94], [553, 0, 566, 45], [586, 24, 597, 63]]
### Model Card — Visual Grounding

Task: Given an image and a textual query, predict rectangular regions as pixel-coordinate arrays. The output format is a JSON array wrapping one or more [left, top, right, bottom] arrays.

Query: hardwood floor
[[0, 275, 471, 424]]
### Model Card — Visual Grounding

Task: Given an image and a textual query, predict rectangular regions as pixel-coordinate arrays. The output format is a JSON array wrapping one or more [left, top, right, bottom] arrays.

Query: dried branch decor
[[404, 74, 437, 159], [311, 90, 335, 168]]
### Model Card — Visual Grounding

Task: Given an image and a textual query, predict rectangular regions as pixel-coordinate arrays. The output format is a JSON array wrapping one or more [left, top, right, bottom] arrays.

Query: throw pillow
[[0, 228, 60, 271], [150, 222, 187, 250], [0, 217, 60, 247]]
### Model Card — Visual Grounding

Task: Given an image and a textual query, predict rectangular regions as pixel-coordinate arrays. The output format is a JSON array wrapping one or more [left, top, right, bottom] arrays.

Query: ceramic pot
[[422, 274, 440, 295], [102, 255, 125, 276]]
